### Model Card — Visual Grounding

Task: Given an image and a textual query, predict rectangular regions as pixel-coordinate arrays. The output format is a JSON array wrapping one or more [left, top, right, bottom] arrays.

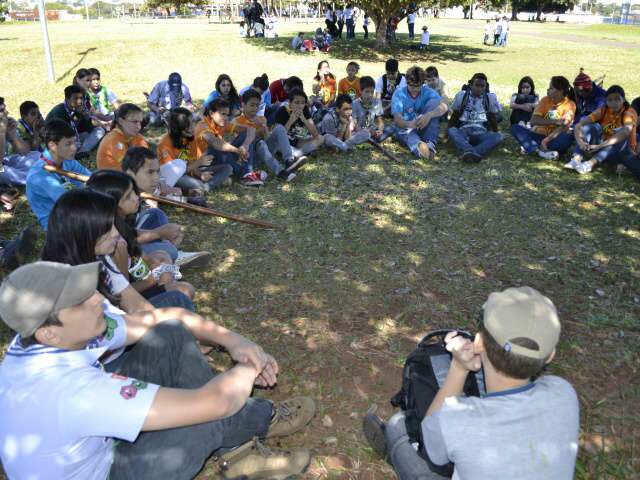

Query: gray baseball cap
[[0, 261, 100, 338], [483, 286, 561, 360]]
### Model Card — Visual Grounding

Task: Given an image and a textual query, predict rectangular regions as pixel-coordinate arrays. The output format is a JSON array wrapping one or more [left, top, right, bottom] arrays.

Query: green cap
[[483, 286, 560, 360], [0, 261, 100, 338]]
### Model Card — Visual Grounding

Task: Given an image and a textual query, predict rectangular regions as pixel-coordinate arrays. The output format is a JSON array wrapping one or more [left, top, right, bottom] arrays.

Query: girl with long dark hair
[[509, 76, 539, 126], [204, 74, 241, 117], [510, 75, 576, 160]]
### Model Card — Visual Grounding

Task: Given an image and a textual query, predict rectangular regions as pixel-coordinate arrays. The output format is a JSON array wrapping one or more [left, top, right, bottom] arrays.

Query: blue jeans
[[394, 100, 442, 157], [574, 123, 635, 165], [107, 321, 272, 480], [386, 412, 449, 480], [408, 22, 415, 39], [448, 127, 503, 158], [136, 208, 179, 262], [207, 132, 255, 179], [510, 124, 574, 154], [149, 290, 195, 311]]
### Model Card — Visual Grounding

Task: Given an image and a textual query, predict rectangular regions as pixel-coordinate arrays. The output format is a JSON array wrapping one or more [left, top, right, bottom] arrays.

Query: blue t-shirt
[[391, 85, 441, 122], [576, 83, 606, 120], [203, 90, 241, 112], [26, 156, 91, 230], [239, 86, 272, 116]]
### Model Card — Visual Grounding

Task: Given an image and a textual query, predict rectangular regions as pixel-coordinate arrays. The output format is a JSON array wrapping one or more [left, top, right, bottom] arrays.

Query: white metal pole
[[84, 0, 89, 20], [36, 0, 55, 83]]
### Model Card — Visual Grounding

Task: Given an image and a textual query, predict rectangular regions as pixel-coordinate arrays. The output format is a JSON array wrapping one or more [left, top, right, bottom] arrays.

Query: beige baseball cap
[[0, 261, 99, 338], [483, 286, 560, 360]]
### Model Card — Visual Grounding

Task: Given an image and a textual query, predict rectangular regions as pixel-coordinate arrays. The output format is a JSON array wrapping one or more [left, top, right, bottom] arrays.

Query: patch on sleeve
[[120, 380, 149, 400]]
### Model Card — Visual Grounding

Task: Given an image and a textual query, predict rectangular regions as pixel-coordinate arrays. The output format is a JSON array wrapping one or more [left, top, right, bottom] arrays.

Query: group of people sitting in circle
[[0, 51, 629, 480]]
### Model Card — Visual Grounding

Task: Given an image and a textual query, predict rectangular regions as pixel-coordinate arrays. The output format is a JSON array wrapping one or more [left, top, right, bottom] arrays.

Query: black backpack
[[390, 329, 485, 477]]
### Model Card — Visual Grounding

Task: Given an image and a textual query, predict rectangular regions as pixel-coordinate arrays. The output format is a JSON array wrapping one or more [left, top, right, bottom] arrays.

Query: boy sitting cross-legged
[[364, 287, 580, 480], [0, 261, 316, 479]]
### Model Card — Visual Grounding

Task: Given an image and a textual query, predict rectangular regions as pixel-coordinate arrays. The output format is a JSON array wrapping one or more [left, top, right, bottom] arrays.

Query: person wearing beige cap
[[364, 287, 580, 480], [0, 261, 316, 480]]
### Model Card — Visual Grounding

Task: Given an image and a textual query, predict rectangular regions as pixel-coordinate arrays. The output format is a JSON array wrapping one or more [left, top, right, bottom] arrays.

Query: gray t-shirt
[[451, 90, 501, 133], [422, 375, 579, 480], [352, 98, 383, 130]]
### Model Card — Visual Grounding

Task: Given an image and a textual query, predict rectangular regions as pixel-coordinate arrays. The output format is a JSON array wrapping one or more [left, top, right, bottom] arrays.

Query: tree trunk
[[536, 0, 542, 20], [469, 3, 474, 19], [373, 14, 389, 48], [511, 5, 518, 20]]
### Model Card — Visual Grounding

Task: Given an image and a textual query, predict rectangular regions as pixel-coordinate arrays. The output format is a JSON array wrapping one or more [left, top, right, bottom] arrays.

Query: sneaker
[[417, 141, 431, 159], [0, 226, 38, 271], [461, 151, 482, 164], [537, 149, 559, 160], [427, 141, 437, 161], [362, 412, 388, 459], [256, 170, 268, 182], [563, 155, 582, 170], [217, 437, 311, 480], [518, 146, 527, 156], [277, 169, 296, 182], [240, 172, 264, 187], [186, 196, 208, 207], [285, 156, 308, 174], [575, 161, 595, 174], [266, 396, 316, 438], [175, 250, 211, 269]]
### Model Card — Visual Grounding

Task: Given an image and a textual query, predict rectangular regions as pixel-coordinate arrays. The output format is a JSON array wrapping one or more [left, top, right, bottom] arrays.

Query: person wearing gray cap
[[364, 287, 580, 480], [0, 261, 316, 479], [146, 72, 196, 127]]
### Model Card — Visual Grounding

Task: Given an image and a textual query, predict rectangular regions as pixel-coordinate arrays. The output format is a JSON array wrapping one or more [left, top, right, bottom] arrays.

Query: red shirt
[[269, 79, 288, 103]]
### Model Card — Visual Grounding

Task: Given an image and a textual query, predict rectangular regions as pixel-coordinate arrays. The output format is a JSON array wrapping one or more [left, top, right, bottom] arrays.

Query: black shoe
[[0, 226, 38, 271], [285, 156, 308, 174], [186, 196, 208, 207], [277, 169, 296, 182], [461, 151, 482, 164], [362, 412, 388, 459]]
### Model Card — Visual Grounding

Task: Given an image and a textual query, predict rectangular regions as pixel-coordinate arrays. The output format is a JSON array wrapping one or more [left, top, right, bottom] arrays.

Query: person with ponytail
[[239, 73, 273, 117], [311, 60, 337, 109], [203, 74, 242, 117], [510, 76, 576, 161], [97, 103, 148, 170], [565, 85, 638, 176]]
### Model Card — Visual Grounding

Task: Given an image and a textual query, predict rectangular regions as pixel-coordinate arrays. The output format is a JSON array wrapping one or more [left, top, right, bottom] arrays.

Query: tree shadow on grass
[[56, 47, 98, 83], [246, 32, 502, 65]]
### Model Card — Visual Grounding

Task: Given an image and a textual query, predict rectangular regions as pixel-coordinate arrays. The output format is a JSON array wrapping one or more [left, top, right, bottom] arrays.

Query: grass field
[[1, 18, 639, 479]]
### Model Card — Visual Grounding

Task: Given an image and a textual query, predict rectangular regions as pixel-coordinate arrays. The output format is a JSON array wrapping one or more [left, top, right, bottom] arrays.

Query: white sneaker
[[537, 149, 559, 160], [563, 156, 582, 170], [175, 251, 211, 269], [575, 161, 594, 174]]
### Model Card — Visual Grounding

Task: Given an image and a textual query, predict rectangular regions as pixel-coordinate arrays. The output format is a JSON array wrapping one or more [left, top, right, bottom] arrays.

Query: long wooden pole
[[368, 139, 401, 162], [43, 165, 280, 230]]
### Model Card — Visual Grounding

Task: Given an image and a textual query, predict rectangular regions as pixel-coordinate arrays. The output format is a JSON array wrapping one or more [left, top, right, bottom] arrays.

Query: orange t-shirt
[[338, 77, 361, 99], [194, 118, 236, 157], [96, 128, 148, 170], [319, 76, 337, 106], [156, 133, 199, 165], [233, 114, 268, 138], [532, 96, 576, 137], [589, 106, 637, 152]]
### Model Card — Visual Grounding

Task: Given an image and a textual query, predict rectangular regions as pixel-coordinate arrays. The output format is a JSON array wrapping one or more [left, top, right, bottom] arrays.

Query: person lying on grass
[[364, 287, 579, 480], [87, 167, 210, 271], [233, 89, 302, 182], [44, 188, 195, 312], [195, 98, 266, 187], [510, 76, 576, 161], [566, 85, 639, 177], [0, 260, 316, 480], [391, 66, 448, 160], [274, 88, 326, 158], [321, 93, 372, 152], [157, 107, 233, 195]]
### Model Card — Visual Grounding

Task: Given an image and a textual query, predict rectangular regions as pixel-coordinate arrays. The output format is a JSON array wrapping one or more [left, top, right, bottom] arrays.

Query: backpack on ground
[[390, 328, 485, 477]]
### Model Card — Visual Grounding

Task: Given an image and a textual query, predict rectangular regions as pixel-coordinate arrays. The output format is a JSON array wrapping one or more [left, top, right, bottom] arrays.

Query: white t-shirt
[[408, 12, 417, 23], [325, 9, 333, 20], [344, 7, 354, 20], [0, 306, 159, 480], [421, 31, 430, 45], [422, 376, 579, 480]]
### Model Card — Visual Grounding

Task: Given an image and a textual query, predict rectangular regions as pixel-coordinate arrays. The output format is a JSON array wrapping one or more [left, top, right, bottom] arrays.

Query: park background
[[1, 14, 640, 479]]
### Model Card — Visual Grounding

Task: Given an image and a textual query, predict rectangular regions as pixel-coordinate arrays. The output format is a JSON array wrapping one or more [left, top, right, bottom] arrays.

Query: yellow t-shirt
[[338, 77, 361, 100], [588, 106, 637, 152], [96, 128, 148, 170], [156, 133, 199, 165], [532, 96, 576, 136]]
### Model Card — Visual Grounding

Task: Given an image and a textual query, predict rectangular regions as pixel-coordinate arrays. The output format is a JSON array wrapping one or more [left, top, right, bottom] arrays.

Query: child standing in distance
[[483, 19, 492, 44], [235, 89, 297, 182], [274, 88, 325, 158], [311, 60, 337, 109], [352, 76, 392, 143], [363, 13, 369, 39], [195, 98, 264, 187], [364, 287, 579, 480], [321, 94, 371, 152], [338, 62, 361, 100], [510, 76, 539, 126], [420, 26, 430, 50], [87, 68, 121, 119]]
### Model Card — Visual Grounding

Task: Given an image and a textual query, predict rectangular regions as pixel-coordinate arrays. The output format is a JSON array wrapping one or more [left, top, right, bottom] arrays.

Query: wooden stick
[[368, 139, 401, 162], [43, 165, 280, 230]]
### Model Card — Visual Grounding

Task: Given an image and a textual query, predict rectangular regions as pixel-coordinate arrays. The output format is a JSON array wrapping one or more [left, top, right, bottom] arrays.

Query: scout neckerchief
[[88, 86, 109, 112], [63, 102, 80, 141], [20, 118, 43, 152], [169, 85, 184, 110], [41, 149, 74, 187]]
